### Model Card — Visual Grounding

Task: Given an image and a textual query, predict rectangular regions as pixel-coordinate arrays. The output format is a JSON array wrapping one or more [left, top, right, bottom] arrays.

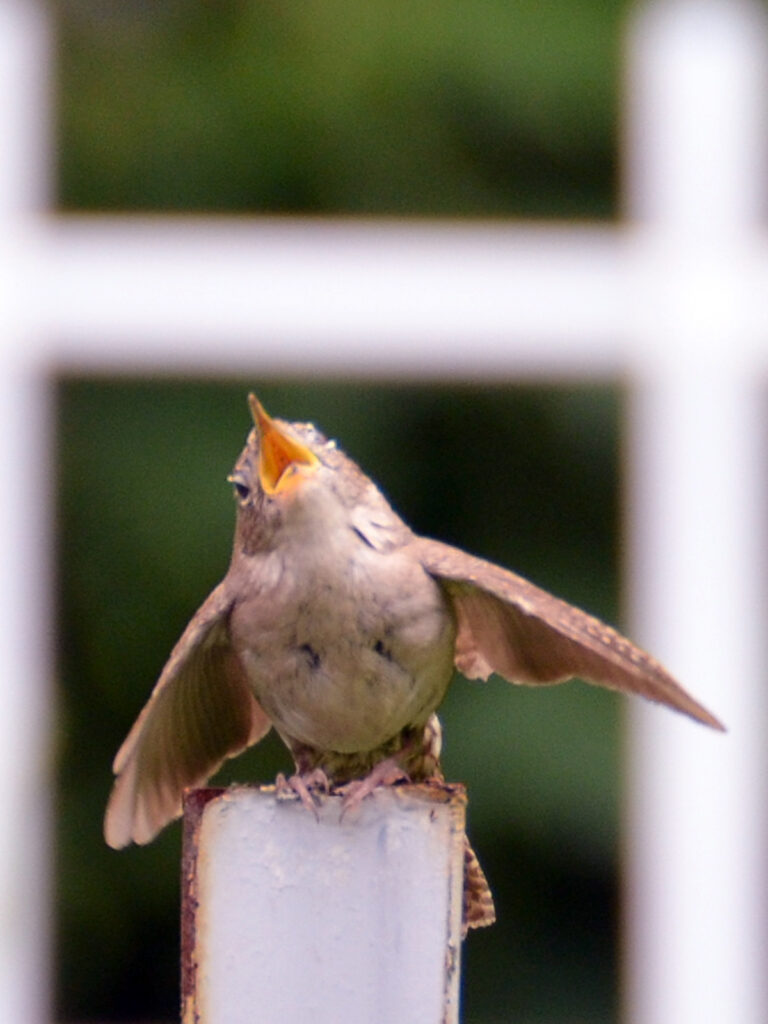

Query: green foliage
[[57, 0, 626, 216]]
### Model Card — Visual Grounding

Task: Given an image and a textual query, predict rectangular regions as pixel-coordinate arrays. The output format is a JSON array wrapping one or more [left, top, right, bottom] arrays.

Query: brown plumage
[[104, 395, 723, 932]]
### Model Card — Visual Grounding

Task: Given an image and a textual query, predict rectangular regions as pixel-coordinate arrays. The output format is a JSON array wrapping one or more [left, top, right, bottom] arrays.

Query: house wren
[[104, 395, 723, 931]]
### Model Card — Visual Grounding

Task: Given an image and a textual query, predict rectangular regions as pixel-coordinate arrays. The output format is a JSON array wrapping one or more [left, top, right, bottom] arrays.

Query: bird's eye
[[228, 474, 251, 503]]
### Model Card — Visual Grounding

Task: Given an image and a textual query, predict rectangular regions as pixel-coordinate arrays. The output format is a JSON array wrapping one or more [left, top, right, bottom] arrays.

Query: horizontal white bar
[[40, 217, 630, 377], [24, 216, 768, 378]]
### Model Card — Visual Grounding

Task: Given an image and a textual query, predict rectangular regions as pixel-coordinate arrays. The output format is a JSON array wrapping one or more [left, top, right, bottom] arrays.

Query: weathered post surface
[[182, 783, 467, 1024]]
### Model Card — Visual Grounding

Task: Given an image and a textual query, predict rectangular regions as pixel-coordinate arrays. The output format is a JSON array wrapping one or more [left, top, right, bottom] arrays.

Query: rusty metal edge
[[180, 787, 226, 1024], [444, 789, 467, 1024]]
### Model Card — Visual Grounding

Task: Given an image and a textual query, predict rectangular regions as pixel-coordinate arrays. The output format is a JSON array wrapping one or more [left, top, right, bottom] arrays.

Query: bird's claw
[[336, 756, 410, 820], [275, 768, 330, 820]]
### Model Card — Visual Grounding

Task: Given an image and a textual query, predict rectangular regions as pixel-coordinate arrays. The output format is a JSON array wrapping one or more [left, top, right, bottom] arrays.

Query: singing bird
[[104, 395, 723, 931]]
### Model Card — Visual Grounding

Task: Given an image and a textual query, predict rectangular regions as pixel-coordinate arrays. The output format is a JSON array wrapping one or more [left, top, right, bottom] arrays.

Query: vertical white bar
[[0, 2, 51, 1023], [626, 370, 768, 1023], [624, 2, 768, 1022], [0, 370, 52, 1024]]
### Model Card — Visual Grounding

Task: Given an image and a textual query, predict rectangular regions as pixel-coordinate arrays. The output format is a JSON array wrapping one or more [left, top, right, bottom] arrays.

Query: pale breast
[[228, 537, 457, 754]]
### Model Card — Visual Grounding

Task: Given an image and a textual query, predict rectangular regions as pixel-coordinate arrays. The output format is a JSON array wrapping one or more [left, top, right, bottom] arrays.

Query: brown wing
[[104, 582, 272, 849], [414, 537, 724, 731]]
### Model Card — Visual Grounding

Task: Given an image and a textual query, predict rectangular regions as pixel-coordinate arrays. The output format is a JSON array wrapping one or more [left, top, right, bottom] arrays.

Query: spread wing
[[104, 582, 272, 848], [414, 537, 724, 731]]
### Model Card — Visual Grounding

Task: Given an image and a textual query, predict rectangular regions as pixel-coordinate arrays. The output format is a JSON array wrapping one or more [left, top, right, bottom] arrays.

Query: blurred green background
[[55, 1, 633, 1021]]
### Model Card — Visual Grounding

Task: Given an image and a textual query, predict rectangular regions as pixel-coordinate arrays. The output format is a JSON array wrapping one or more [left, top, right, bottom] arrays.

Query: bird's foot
[[336, 756, 410, 819], [275, 768, 330, 819]]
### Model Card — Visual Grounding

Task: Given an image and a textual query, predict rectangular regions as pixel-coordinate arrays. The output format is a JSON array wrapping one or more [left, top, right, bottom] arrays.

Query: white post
[[181, 785, 466, 1024], [624, 2, 768, 1021], [0, 3, 51, 1024]]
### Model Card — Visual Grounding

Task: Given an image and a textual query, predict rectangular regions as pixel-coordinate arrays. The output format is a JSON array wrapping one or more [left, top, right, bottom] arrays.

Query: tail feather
[[463, 837, 496, 935]]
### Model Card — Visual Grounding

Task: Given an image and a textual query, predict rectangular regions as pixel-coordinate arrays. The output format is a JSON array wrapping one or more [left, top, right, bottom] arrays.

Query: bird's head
[[227, 394, 353, 553], [228, 393, 413, 558]]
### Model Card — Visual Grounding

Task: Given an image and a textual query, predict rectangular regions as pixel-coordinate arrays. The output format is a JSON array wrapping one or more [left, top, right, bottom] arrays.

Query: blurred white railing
[[0, 0, 766, 1021]]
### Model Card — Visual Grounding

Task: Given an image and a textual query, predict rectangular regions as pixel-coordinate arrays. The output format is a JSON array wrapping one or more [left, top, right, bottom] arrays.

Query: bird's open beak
[[249, 394, 320, 495]]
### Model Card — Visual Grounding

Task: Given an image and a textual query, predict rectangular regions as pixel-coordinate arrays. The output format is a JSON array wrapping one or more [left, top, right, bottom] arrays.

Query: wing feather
[[414, 537, 724, 731], [104, 582, 272, 848]]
